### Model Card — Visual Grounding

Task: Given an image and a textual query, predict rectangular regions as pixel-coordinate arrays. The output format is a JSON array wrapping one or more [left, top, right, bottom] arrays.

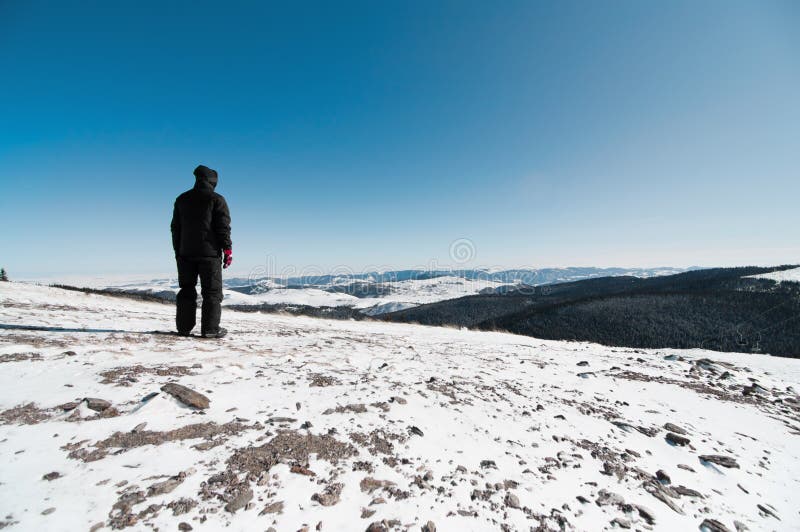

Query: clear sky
[[1, 0, 798, 278]]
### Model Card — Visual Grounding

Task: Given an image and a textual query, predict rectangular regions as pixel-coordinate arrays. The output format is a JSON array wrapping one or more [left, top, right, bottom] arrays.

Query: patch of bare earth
[[0, 402, 53, 425], [227, 430, 359, 476], [308, 373, 342, 387], [192, 430, 358, 516], [0, 352, 42, 363], [99, 364, 197, 386], [66, 421, 260, 462], [0, 333, 70, 349], [350, 429, 408, 456]]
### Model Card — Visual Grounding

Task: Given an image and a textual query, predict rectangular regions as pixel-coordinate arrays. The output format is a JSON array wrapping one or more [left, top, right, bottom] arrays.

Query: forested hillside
[[385, 266, 800, 357]]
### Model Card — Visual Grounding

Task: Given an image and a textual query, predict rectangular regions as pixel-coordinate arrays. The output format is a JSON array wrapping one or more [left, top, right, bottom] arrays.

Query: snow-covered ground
[[1, 282, 798, 531], [748, 267, 800, 283]]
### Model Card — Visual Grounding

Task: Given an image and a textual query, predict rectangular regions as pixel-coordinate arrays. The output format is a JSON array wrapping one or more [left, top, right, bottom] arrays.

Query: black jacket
[[171, 166, 232, 258]]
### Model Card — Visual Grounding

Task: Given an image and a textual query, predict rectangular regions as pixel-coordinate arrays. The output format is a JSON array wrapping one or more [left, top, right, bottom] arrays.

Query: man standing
[[170, 165, 232, 338]]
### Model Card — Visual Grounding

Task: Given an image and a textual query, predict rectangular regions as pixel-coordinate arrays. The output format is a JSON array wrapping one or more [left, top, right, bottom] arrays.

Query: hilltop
[[0, 283, 798, 531]]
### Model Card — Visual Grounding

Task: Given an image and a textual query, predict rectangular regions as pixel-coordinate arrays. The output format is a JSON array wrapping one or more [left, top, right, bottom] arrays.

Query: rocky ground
[[0, 282, 798, 531]]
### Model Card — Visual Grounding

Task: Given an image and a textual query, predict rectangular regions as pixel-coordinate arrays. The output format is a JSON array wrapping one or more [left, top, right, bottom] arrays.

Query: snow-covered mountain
[[53, 267, 694, 316], [1, 282, 797, 531]]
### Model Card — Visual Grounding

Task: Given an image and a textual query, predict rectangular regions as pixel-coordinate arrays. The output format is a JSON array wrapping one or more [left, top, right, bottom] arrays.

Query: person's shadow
[[0, 323, 178, 336]]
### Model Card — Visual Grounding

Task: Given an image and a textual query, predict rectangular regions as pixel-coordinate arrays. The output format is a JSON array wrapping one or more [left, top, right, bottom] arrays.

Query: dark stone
[[664, 423, 688, 435], [85, 398, 111, 412], [666, 432, 690, 446], [161, 383, 210, 409], [699, 455, 739, 469], [504, 493, 520, 509], [700, 518, 731, 532]]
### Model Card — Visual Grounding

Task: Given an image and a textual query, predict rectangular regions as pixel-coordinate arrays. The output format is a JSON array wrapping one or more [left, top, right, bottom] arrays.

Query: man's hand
[[223, 249, 233, 269]]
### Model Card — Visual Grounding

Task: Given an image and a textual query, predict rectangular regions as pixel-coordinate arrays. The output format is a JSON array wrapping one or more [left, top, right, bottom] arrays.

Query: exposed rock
[[699, 455, 739, 469], [161, 383, 210, 409], [674, 485, 703, 498], [42, 471, 62, 481], [366, 520, 401, 532], [147, 475, 183, 496], [290, 464, 316, 476], [757, 503, 780, 520], [504, 492, 521, 509], [166, 498, 197, 516], [421, 521, 436, 532], [666, 432, 690, 446], [178, 523, 192, 531], [224, 487, 253, 513], [85, 398, 111, 412], [596, 489, 624, 507], [259, 501, 284, 515], [664, 422, 688, 435], [611, 517, 631, 528], [360, 477, 395, 493], [633, 504, 656, 525], [408, 425, 424, 437], [266, 416, 297, 423], [644, 480, 684, 514], [700, 518, 731, 532], [656, 470, 671, 484], [312, 483, 344, 506]]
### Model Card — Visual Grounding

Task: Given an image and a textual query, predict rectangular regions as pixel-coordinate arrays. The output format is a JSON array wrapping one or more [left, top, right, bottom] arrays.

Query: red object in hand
[[223, 249, 232, 269]]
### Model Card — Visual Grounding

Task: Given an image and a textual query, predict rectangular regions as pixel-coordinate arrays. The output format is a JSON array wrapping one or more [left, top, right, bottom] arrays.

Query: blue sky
[[1, 0, 798, 278]]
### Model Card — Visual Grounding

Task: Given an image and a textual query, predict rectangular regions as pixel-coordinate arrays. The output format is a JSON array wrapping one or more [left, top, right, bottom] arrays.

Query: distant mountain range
[[90, 267, 696, 315], [225, 266, 694, 290]]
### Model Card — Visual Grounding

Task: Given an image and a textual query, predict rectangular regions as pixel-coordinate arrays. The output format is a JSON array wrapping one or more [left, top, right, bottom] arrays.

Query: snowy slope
[[1, 282, 798, 532], [350, 276, 513, 312], [747, 267, 800, 283], [224, 287, 363, 307]]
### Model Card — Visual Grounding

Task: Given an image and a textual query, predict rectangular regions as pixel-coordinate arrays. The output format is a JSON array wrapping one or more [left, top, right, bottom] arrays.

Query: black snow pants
[[176, 257, 223, 334]]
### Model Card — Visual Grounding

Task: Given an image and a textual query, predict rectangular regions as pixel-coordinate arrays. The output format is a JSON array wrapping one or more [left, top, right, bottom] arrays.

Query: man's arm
[[212, 196, 232, 251], [170, 201, 181, 256]]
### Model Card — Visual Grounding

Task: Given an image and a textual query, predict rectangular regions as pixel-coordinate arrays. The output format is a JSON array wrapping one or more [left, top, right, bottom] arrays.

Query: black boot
[[201, 327, 227, 339]]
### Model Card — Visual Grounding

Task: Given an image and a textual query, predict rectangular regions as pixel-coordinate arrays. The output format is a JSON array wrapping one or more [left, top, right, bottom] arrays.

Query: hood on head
[[193, 165, 218, 190]]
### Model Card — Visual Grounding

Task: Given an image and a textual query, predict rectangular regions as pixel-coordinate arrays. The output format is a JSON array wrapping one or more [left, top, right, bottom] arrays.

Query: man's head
[[193, 165, 218, 188]]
